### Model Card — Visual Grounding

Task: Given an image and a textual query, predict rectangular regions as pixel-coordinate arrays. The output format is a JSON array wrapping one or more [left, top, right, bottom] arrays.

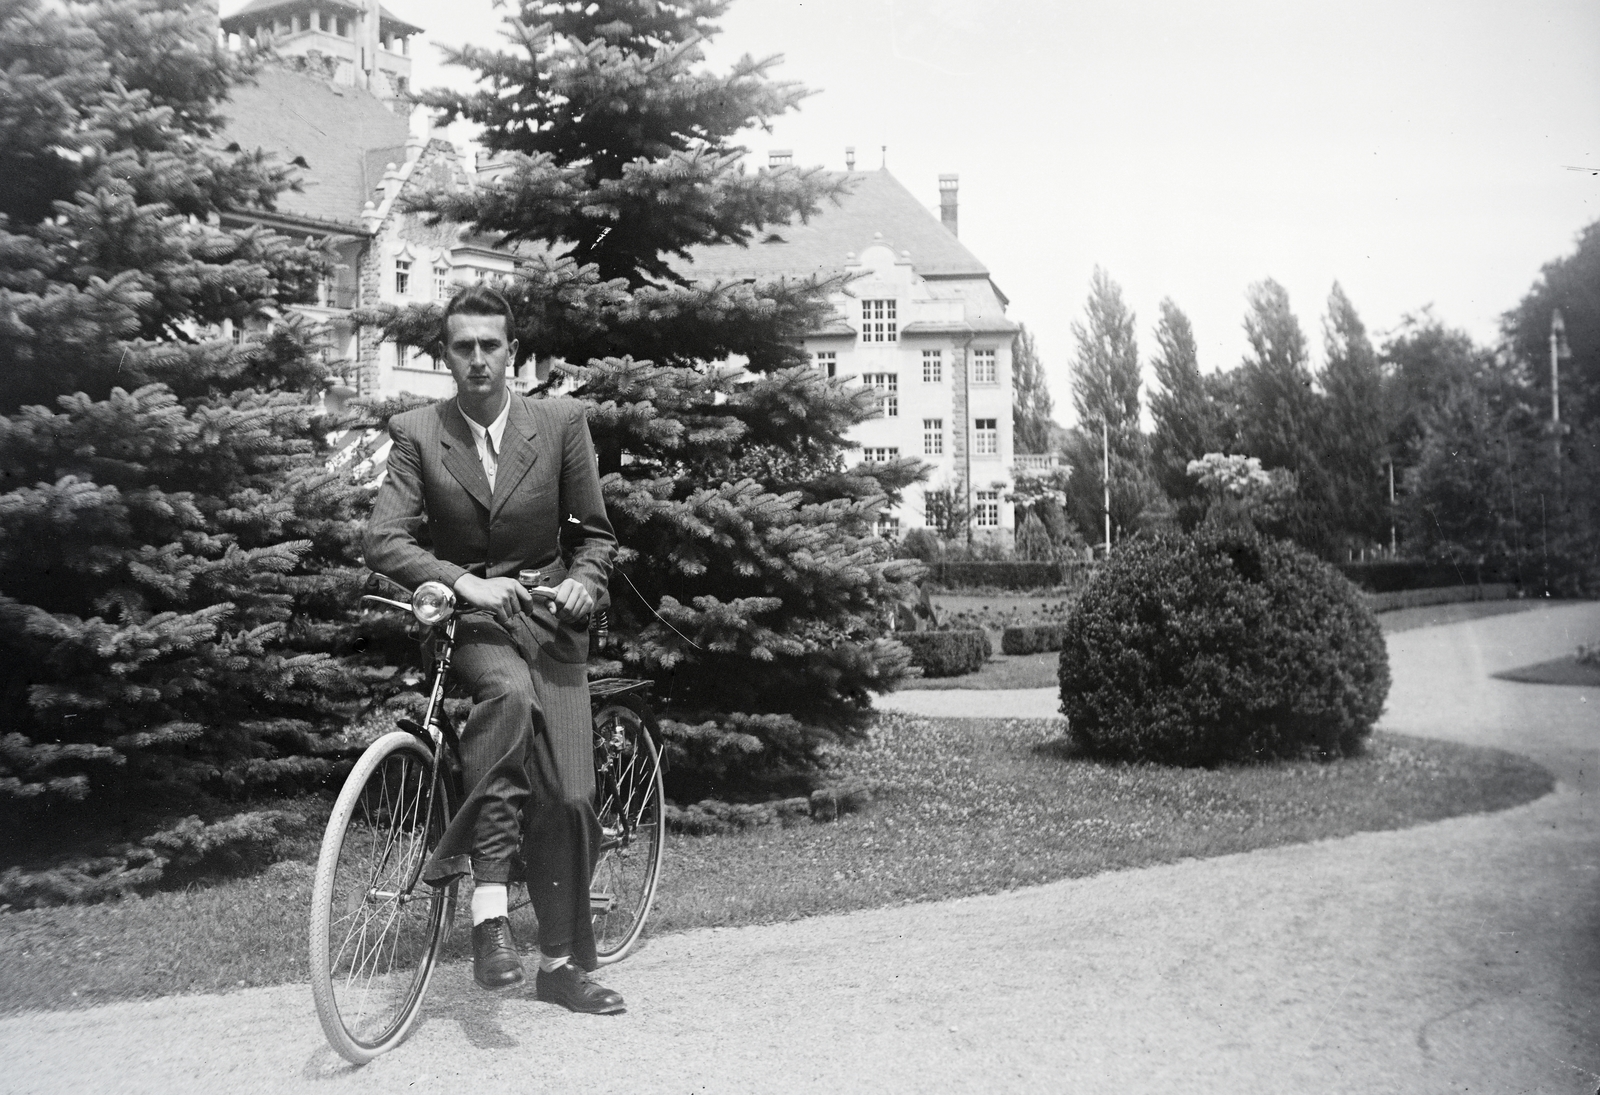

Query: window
[[974, 490, 999, 527], [394, 258, 411, 296], [335, 16, 348, 36], [814, 351, 836, 378], [434, 266, 450, 300], [974, 417, 998, 456], [876, 514, 900, 539], [863, 447, 900, 463], [230, 323, 243, 345], [923, 418, 943, 456], [861, 298, 897, 343], [922, 349, 942, 383], [973, 348, 997, 384], [863, 372, 898, 417]]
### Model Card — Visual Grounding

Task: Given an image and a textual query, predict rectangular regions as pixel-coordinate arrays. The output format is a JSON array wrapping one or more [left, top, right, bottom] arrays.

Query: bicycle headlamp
[[411, 581, 456, 625]]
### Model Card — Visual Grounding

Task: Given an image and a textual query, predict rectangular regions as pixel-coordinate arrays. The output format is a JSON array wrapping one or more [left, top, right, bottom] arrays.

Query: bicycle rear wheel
[[590, 704, 665, 964], [310, 731, 455, 1064]]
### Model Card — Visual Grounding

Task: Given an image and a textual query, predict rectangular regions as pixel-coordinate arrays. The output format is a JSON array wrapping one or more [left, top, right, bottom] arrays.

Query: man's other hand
[[548, 577, 594, 624], [453, 574, 532, 624]]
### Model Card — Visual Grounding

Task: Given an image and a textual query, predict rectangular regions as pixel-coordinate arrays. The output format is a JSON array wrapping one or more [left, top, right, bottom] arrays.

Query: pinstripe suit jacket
[[365, 394, 616, 664]]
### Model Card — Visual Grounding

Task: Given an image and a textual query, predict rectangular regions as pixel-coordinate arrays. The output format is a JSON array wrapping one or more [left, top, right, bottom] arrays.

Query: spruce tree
[[0, 0, 376, 904], [372, 0, 919, 796]]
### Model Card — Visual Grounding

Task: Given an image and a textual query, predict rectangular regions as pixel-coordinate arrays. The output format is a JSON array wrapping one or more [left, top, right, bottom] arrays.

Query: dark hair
[[441, 283, 516, 342]]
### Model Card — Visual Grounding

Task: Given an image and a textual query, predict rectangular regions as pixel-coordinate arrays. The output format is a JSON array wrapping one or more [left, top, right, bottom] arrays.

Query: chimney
[[939, 174, 959, 236], [845, 146, 856, 171], [768, 149, 793, 169]]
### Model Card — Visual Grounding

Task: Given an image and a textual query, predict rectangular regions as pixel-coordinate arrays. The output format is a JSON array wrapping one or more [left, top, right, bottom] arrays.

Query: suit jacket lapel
[[438, 401, 493, 512], [491, 396, 540, 519]]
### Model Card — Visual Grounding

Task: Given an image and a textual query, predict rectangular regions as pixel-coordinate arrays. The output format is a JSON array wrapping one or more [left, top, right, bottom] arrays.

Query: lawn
[[1494, 656, 1600, 687], [0, 714, 1552, 1016]]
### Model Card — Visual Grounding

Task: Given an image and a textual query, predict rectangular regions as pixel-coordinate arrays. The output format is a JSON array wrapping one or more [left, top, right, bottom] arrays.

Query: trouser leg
[[519, 649, 603, 969], [422, 616, 536, 886]]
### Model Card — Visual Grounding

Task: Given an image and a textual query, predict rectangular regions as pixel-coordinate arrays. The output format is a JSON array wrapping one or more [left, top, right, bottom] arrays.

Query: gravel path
[[3, 604, 1596, 1094]]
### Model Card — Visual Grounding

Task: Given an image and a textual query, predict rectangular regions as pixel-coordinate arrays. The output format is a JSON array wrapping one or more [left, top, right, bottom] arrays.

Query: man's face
[[443, 312, 517, 403]]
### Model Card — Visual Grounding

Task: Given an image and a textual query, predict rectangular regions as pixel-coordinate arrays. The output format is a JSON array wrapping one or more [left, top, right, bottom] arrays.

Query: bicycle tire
[[590, 703, 666, 964], [309, 731, 456, 1064]]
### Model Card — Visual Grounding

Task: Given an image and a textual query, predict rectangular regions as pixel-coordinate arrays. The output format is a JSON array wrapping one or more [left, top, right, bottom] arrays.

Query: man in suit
[[365, 285, 623, 1014]]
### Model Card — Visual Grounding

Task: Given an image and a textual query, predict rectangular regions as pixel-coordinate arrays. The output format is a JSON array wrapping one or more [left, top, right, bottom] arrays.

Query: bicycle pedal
[[590, 891, 616, 916]]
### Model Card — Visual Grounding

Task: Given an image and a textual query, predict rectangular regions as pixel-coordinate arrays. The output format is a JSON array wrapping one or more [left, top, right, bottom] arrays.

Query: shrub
[[897, 630, 991, 677], [896, 527, 943, 563], [1002, 624, 1068, 655], [1058, 530, 1390, 765], [1014, 514, 1054, 561]]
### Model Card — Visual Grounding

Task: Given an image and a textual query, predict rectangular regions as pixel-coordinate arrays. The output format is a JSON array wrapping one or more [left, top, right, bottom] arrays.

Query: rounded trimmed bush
[[1058, 530, 1389, 765]]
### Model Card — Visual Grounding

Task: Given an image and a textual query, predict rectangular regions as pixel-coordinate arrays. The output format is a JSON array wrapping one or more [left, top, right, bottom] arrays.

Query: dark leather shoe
[[534, 962, 625, 1014], [471, 917, 525, 990]]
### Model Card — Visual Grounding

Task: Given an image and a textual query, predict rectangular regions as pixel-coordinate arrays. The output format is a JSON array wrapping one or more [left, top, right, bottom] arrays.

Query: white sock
[[471, 882, 508, 926], [538, 952, 570, 973]]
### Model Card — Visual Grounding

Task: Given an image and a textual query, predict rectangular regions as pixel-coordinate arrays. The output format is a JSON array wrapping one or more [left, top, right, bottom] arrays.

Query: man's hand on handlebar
[[547, 577, 593, 624], [452, 574, 532, 624], [452, 573, 593, 626]]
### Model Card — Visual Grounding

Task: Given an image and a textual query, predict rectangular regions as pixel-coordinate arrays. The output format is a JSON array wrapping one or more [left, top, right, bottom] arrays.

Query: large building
[[216, 0, 517, 404], [684, 163, 1021, 539], [215, 5, 1025, 537]]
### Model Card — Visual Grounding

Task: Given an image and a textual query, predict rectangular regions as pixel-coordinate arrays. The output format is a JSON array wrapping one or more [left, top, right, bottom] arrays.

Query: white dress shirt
[[459, 394, 511, 492]]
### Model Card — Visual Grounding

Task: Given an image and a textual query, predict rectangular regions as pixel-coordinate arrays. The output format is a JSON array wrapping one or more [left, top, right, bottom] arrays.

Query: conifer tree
[[372, 0, 919, 795], [0, 0, 376, 904]]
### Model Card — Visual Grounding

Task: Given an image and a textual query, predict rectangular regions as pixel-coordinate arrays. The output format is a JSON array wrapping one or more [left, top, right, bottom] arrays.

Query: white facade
[[806, 243, 1017, 538]]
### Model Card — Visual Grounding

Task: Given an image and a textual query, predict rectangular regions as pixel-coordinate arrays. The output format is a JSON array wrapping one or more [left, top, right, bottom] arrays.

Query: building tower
[[219, 0, 420, 109]]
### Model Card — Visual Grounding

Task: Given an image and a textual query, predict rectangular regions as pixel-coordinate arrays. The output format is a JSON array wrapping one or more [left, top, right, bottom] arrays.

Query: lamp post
[[1550, 308, 1568, 483], [1101, 419, 1111, 557], [1382, 457, 1396, 558]]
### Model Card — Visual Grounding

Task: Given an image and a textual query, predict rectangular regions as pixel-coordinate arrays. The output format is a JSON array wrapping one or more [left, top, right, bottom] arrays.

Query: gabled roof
[[680, 169, 990, 282], [221, 0, 422, 36], [217, 65, 410, 227]]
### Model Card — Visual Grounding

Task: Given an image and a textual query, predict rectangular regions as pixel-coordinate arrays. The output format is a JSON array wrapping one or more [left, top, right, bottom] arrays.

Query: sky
[[238, 0, 1600, 426]]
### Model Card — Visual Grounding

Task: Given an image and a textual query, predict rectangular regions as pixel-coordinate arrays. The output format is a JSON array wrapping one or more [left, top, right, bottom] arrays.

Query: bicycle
[[309, 576, 666, 1065]]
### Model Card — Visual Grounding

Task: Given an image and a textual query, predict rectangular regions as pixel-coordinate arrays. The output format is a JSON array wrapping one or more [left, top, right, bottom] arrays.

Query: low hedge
[[1002, 624, 1068, 655], [1337, 559, 1516, 593], [897, 629, 991, 677], [1059, 529, 1390, 766], [927, 560, 1095, 590], [1366, 583, 1514, 613]]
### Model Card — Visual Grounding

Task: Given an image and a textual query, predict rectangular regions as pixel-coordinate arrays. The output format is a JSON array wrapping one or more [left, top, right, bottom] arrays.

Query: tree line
[[1012, 245, 1600, 589]]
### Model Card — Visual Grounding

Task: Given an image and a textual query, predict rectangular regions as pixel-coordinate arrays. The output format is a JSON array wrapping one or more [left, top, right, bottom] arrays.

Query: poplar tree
[[1148, 298, 1221, 516], [372, 0, 919, 796], [0, 0, 377, 904], [1316, 283, 1387, 546], [1011, 324, 1054, 454]]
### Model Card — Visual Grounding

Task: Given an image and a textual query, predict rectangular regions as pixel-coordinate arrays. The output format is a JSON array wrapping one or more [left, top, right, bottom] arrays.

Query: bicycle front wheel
[[309, 731, 455, 1065], [590, 704, 666, 964]]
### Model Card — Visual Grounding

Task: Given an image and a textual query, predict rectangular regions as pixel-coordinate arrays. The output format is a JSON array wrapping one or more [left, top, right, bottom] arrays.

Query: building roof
[[680, 169, 990, 282], [221, 0, 422, 36], [218, 64, 410, 227]]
